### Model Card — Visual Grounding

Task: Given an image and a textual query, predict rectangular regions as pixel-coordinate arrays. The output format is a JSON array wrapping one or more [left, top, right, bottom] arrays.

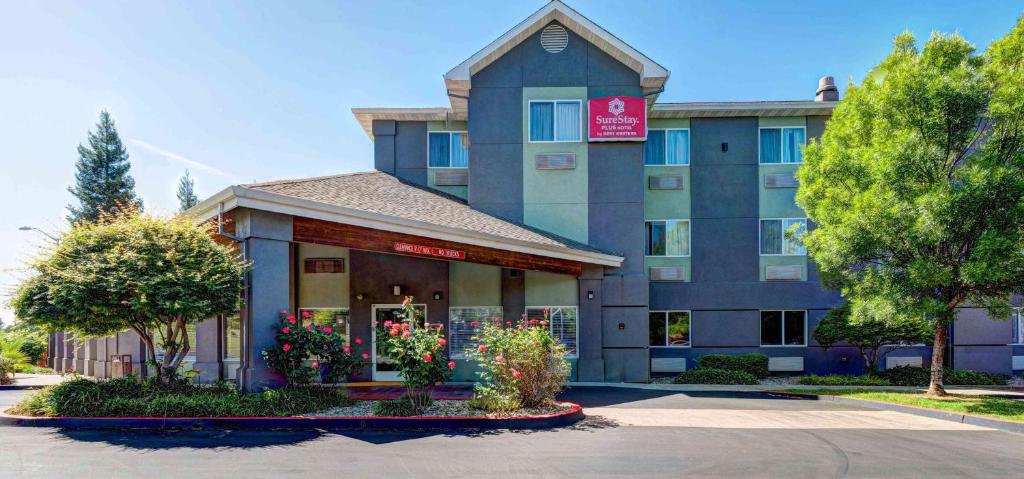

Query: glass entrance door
[[371, 304, 426, 381]]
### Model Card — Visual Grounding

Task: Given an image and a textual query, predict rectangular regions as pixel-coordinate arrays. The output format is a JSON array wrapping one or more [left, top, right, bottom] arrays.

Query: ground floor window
[[1013, 308, 1023, 344], [448, 307, 503, 358], [527, 307, 579, 357], [760, 310, 807, 346], [299, 307, 351, 343], [223, 313, 241, 360], [649, 311, 690, 347]]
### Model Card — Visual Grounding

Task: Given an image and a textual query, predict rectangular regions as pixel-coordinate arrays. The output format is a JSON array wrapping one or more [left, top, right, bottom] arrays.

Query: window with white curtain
[[646, 220, 690, 257], [447, 307, 502, 359], [759, 127, 806, 164], [529, 100, 581, 142], [760, 218, 807, 255], [644, 129, 690, 165], [428, 132, 469, 167], [526, 307, 578, 357]]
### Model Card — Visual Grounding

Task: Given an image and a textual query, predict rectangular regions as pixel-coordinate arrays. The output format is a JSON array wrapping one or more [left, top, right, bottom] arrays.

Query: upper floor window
[[428, 132, 469, 168], [644, 129, 690, 165], [529, 100, 581, 142], [760, 218, 806, 256], [646, 220, 690, 257], [759, 127, 806, 164]]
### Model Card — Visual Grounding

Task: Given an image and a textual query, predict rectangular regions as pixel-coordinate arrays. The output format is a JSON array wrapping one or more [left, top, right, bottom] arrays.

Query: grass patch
[[785, 389, 1024, 423], [797, 374, 891, 386]]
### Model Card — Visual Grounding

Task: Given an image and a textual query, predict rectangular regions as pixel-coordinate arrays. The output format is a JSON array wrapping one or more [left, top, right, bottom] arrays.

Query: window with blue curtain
[[666, 130, 689, 165], [782, 127, 805, 163], [644, 130, 666, 165], [529, 102, 554, 141], [428, 132, 451, 167], [554, 101, 580, 141], [450, 132, 469, 167], [759, 129, 781, 164]]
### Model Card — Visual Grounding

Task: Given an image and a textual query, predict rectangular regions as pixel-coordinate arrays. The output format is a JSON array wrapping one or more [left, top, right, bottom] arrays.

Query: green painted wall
[[758, 116, 806, 128], [427, 120, 468, 132], [645, 165, 690, 219], [449, 262, 502, 307], [644, 256, 692, 282], [648, 118, 691, 129], [297, 244, 350, 308], [758, 116, 808, 281], [525, 270, 579, 306], [759, 255, 809, 281], [522, 86, 589, 243]]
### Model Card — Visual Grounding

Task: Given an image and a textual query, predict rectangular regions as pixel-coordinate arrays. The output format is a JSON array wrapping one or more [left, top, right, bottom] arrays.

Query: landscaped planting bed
[[311, 399, 570, 418]]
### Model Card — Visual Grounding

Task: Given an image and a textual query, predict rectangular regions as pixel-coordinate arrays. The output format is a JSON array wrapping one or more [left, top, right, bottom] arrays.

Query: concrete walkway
[[6, 374, 65, 388]]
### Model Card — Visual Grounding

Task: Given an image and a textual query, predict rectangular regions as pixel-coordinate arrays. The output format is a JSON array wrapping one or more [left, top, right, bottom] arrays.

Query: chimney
[[815, 76, 839, 102]]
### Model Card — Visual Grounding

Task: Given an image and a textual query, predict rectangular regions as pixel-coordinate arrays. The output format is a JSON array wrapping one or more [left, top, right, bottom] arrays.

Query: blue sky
[[0, 0, 1020, 323]]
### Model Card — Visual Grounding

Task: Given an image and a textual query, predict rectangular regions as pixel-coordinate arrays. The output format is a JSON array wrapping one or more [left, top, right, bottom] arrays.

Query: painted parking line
[[586, 408, 995, 431]]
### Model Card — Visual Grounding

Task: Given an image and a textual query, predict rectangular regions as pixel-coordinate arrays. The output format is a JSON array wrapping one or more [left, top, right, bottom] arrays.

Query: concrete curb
[[760, 391, 1024, 434], [0, 401, 584, 431], [0, 385, 48, 391]]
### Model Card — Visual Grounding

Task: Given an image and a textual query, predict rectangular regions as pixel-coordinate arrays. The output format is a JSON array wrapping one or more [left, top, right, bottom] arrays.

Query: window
[[644, 129, 690, 165], [760, 218, 806, 255], [224, 313, 241, 359], [760, 310, 807, 346], [649, 311, 691, 347], [299, 308, 351, 342], [1013, 308, 1024, 345], [759, 127, 806, 164], [448, 307, 503, 358], [150, 323, 198, 359], [428, 132, 469, 167], [646, 220, 690, 257], [527, 307, 578, 357], [529, 100, 582, 142]]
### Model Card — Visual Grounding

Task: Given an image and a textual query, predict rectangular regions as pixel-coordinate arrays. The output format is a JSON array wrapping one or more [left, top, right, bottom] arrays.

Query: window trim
[[644, 128, 691, 166], [527, 99, 584, 144], [645, 219, 691, 258], [758, 126, 807, 165], [447, 306, 503, 359], [427, 131, 469, 168], [649, 310, 692, 348], [758, 217, 807, 257], [759, 309, 808, 347], [526, 305, 580, 358]]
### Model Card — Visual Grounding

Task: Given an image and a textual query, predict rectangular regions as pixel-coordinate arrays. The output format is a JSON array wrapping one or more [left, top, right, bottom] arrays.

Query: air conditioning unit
[[650, 267, 685, 281], [764, 173, 798, 188], [535, 153, 576, 170], [648, 175, 685, 190], [434, 170, 469, 186], [765, 265, 802, 281]]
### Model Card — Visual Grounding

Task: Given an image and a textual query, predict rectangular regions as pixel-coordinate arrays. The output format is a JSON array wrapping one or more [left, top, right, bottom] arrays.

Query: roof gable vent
[[540, 24, 568, 53]]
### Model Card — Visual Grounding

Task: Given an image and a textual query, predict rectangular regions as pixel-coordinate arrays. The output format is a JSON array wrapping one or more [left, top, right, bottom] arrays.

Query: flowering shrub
[[376, 297, 452, 413], [466, 310, 570, 411], [262, 310, 366, 385]]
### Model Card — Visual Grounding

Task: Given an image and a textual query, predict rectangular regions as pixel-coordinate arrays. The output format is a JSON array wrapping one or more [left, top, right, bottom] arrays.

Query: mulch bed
[[310, 399, 569, 418]]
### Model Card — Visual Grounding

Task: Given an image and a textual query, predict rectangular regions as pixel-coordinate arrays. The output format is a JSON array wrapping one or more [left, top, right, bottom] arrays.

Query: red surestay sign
[[393, 242, 466, 260], [588, 96, 647, 142]]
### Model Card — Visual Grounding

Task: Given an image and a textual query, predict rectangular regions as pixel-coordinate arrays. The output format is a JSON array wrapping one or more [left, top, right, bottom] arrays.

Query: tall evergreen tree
[[67, 111, 141, 224], [176, 170, 199, 212]]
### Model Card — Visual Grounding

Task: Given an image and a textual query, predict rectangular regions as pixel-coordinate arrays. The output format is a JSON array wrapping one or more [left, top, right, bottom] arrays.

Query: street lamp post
[[18, 226, 60, 243]]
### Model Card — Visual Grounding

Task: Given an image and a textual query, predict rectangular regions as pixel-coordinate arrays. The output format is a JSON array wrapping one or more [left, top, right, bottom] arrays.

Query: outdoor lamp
[[392, 285, 402, 296], [432, 291, 443, 300], [587, 290, 594, 300]]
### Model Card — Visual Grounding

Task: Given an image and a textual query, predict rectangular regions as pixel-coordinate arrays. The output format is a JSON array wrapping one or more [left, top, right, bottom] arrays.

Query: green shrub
[[797, 374, 892, 386], [376, 298, 453, 413], [0, 356, 17, 385], [698, 353, 769, 379], [468, 392, 522, 415], [372, 399, 414, 417], [11, 377, 354, 417], [674, 368, 758, 385], [877, 366, 1011, 387]]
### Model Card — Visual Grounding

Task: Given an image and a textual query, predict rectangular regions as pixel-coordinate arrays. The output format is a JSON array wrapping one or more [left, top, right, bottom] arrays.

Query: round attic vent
[[540, 24, 568, 53]]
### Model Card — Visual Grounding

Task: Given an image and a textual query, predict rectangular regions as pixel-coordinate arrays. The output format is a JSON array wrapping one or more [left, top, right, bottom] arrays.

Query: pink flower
[[384, 320, 393, 328], [362, 353, 369, 359], [540, 320, 548, 327], [343, 346, 351, 354], [280, 309, 288, 315], [470, 320, 480, 327], [448, 361, 456, 370], [288, 316, 297, 325], [311, 361, 320, 368], [281, 326, 290, 334], [477, 344, 488, 353], [402, 331, 411, 339], [402, 297, 411, 307], [301, 310, 311, 319], [355, 338, 363, 345], [438, 338, 446, 346], [422, 354, 432, 363], [317, 324, 323, 331], [282, 343, 292, 352], [529, 319, 539, 325], [324, 326, 333, 334], [306, 324, 313, 331], [512, 370, 521, 379], [506, 321, 512, 327], [390, 329, 399, 336], [424, 322, 430, 328], [495, 355, 505, 364]]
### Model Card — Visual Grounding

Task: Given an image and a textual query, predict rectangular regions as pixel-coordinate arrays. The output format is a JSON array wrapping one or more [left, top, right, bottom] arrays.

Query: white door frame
[[370, 303, 426, 381]]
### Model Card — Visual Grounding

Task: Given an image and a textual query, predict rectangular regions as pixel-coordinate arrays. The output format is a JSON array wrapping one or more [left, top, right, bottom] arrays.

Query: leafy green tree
[[67, 111, 141, 224], [176, 170, 199, 212], [797, 20, 1024, 395], [10, 210, 247, 381], [813, 302, 933, 373]]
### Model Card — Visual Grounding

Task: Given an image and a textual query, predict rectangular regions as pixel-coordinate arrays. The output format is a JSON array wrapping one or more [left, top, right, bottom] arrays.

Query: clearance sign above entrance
[[588, 96, 647, 142], [393, 242, 466, 260]]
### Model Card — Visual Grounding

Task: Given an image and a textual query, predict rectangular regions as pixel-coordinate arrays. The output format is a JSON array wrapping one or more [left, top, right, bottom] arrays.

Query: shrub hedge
[[797, 374, 892, 386], [673, 368, 758, 385], [876, 366, 1010, 387], [698, 353, 769, 379], [10, 376, 353, 417]]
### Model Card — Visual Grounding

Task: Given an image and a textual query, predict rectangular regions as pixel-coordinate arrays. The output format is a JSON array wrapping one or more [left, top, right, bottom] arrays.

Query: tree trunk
[[927, 323, 948, 396]]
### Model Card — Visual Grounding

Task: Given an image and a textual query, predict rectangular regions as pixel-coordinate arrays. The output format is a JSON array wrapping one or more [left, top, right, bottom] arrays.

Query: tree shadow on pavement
[[51, 427, 327, 450]]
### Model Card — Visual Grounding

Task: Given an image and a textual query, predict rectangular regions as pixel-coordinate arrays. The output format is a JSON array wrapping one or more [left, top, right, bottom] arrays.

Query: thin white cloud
[[128, 139, 236, 180]]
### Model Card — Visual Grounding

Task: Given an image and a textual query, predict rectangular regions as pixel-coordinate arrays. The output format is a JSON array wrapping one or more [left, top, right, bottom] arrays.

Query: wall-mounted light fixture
[[392, 285, 402, 296], [355, 293, 364, 301], [432, 291, 443, 301], [618, 322, 626, 330], [721, 142, 729, 152], [587, 290, 595, 300]]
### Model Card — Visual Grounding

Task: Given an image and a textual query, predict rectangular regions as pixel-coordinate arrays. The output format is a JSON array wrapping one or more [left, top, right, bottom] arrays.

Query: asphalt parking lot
[[2, 386, 1023, 478]]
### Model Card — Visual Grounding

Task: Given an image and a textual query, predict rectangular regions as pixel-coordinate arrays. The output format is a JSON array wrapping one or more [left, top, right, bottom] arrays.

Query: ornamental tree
[[813, 302, 932, 373], [9, 210, 247, 382], [797, 19, 1024, 395]]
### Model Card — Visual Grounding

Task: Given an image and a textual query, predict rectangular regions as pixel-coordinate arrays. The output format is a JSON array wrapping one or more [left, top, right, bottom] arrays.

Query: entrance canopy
[[191, 171, 622, 275]]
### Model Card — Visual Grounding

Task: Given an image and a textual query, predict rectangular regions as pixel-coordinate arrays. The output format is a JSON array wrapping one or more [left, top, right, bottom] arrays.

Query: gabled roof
[[190, 171, 623, 267], [443, 0, 669, 115]]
